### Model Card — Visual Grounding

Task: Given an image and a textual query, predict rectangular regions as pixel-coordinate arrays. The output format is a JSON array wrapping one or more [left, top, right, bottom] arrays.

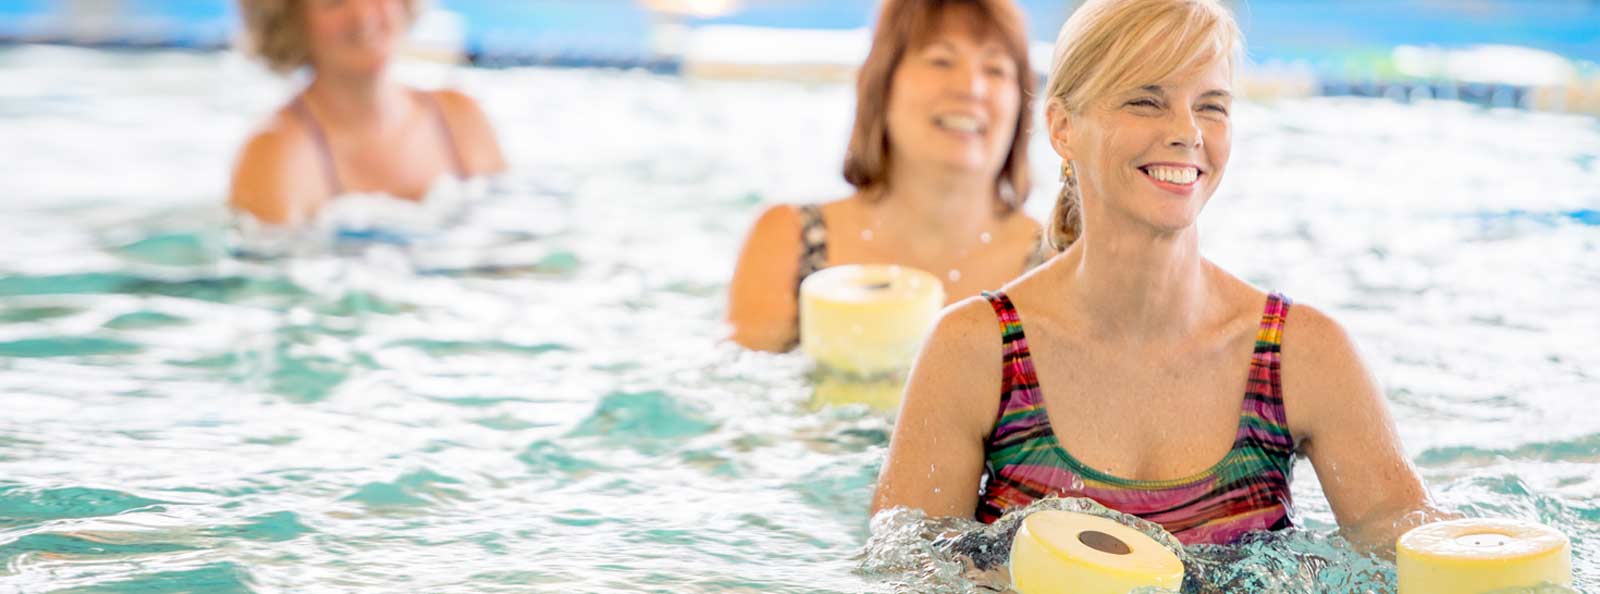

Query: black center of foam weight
[[1078, 530, 1132, 555]]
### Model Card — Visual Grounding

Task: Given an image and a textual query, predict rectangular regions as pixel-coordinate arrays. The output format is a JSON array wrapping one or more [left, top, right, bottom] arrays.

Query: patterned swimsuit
[[976, 291, 1298, 545]]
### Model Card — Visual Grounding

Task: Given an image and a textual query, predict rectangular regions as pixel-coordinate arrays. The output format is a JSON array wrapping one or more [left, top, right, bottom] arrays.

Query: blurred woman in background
[[726, 0, 1047, 352], [229, 0, 505, 226]]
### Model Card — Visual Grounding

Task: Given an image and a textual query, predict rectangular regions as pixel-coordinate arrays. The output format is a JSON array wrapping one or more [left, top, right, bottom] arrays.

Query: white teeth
[[935, 115, 981, 133], [1144, 165, 1198, 184]]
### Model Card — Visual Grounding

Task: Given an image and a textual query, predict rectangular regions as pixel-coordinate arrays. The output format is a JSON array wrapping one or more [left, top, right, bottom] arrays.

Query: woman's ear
[[1045, 99, 1075, 161]]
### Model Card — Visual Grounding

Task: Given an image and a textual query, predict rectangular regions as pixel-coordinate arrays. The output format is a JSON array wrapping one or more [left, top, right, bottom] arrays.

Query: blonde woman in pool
[[873, 0, 1446, 551], [726, 0, 1048, 352], [229, 0, 505, 226]]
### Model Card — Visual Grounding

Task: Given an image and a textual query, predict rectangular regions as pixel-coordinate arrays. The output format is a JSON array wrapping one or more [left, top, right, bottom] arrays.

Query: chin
[[931, 152, 1001, 176], [341, 55, 394, 76], [1148, 207, 1204, 234]]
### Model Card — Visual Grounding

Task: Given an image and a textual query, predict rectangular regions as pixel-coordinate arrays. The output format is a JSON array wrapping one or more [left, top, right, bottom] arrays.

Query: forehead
[[908, 4, 1010, 50], [1138, 58, 1234, 95]]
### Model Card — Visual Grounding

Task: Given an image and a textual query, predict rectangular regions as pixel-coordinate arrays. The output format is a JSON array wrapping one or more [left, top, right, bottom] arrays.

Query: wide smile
[[1138, 163, 1203, 196], [933, 113, 986, 136]]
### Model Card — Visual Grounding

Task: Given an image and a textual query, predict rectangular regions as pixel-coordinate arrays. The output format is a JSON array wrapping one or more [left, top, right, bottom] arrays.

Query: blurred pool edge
[[4, 0, 1600, 117]]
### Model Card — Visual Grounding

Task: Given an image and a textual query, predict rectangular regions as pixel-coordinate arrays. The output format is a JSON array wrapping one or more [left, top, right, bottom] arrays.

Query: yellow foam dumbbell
[[1010, 511, 1185, 594], [1398, 518, 1571, 594], [799, 264, 944, 378]]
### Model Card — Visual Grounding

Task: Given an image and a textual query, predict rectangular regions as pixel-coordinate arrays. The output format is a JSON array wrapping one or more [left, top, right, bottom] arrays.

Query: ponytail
[[1046, 160, 1083, 251]]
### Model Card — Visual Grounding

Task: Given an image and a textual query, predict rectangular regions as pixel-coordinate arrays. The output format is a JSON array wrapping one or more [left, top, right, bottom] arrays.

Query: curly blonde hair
[[236, 0, 423, 74]]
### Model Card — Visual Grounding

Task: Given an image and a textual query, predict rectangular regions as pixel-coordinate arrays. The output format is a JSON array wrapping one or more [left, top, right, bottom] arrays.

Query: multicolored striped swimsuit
[[976, 291, 1297, 545]]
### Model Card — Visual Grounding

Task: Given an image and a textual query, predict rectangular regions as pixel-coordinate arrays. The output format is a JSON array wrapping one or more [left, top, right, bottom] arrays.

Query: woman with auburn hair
[[726, 0, 1048, 352], [229, 0, 505, 226], [873, 0, 1445, 549]]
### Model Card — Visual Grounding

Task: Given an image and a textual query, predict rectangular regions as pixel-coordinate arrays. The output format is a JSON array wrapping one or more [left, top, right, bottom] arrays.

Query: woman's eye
[[1127, 98, 1160, 108], [1201, 103, 1229, 114]]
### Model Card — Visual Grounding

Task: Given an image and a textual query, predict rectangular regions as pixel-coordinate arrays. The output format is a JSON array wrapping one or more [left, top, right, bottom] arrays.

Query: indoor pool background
[[0, 46, 1597, 593]]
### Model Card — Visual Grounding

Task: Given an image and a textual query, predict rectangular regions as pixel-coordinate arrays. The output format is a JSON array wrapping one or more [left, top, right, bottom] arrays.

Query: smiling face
[[302, 0, 409, 77], [884, 8, 1023, 180], [1051, 57, 1234, 235]]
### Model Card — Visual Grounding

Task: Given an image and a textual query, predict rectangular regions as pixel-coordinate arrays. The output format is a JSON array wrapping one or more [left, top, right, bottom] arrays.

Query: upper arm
[[870, 298, 1002, 518], [434, 89, 506, 175], [228, 125, 320, 226], [1282, 304, 1436, 550], [726, 204, 805, 352]]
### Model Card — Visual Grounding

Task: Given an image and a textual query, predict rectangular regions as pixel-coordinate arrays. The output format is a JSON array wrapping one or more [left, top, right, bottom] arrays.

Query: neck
[[877, 160, 998, 238], [1059, 206, 1214, 341], [303, 69, 408, 130]]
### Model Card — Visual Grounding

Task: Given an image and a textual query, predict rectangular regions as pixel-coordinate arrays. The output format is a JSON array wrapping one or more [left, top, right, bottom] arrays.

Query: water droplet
[[979, 232, 992, 244], [860, 229, 874, 241], [947, 269, 962, 282]]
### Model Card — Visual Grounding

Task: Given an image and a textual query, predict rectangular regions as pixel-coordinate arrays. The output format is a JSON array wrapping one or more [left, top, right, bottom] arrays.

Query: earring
[[1060, 160, 1075, 183]]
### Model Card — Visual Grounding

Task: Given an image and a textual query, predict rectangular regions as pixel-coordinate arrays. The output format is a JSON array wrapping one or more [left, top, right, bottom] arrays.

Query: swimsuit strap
[[982, 291, 1045, 419], [292, 95, 343, 196], [1236, 292, 1295, 457], [795, 204, 828, 292]]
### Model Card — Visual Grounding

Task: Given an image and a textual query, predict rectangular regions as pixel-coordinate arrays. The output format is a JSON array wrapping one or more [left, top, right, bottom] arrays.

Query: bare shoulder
[[926, 295, 1005, 360], [432, 88, 491, 125], [240, 107, 313, 161], [1279, 299, 1378, 439], [745, 203, 805, 249], [726, 203, 811, 350], [902, 294, 1005, 435], [1281, 300, 1362, 365], [229, 108, 321, 224], [430, 88, 506, 175]]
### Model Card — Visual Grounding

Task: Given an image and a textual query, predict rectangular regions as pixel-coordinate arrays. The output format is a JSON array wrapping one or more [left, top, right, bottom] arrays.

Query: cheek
[[305, 11, 347, 45], [885, 71, 928, 129], [888, 68, 929, 110], [1094, 126, 1136, 167], [382, 1, 409, 28], [1206, 125, 1232, 175], [990, 88, 1020, 134]]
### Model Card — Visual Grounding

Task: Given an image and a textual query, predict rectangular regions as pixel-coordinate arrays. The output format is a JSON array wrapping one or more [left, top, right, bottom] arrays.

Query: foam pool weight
[[799, 265, 945, 378], [1398, 518, 1572, 594], [1009, 511, 1185, 594]]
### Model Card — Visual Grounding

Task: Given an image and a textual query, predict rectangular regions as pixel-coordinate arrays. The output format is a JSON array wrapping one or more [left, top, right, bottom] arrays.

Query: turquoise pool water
[[0, 46, 1597, 593]]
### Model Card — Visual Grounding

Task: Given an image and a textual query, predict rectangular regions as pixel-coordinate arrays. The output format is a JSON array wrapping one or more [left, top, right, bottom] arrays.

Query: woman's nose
[[949, 58, 987, 98], [351, 0, 389, 23], [1165, 109, 1202, 149]]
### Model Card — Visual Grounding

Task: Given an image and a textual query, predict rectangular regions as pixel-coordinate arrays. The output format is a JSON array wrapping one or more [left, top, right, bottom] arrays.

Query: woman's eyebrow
[[1138, 85, 1232, 101]]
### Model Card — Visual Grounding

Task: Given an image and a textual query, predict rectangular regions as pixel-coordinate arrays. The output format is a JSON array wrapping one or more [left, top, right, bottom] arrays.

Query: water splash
[[858, 497, 1589, 593], [859, 498, 1183, 594]]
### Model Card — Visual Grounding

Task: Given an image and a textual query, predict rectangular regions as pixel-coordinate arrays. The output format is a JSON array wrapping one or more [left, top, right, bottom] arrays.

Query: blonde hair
[[1044, 0, 1242, 250], [844, 0, 1033, 213], [237, 0, 423, 74]]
